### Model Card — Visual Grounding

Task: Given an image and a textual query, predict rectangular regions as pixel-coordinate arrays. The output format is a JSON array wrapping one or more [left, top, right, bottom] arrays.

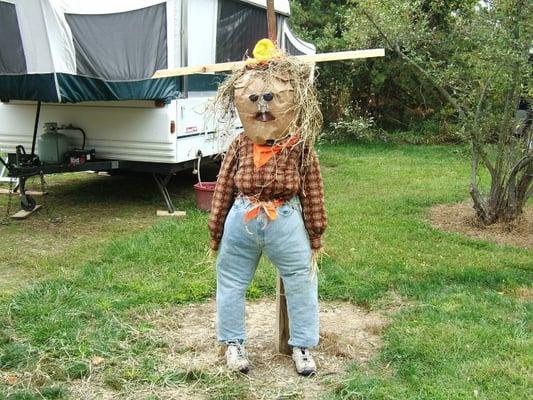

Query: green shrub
[[320, 107, 387, 143]]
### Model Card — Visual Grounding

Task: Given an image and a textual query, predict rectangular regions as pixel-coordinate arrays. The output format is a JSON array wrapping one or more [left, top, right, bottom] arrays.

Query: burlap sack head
[[234, 69, 296, 145], [212, 43, 322, 152]]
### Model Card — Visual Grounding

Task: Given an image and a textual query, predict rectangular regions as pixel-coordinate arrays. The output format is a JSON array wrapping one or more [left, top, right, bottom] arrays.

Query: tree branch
[[526, 181, 533, 199], [472, 78, 497, 178], [504, 154, 533, 194], [360, 8, 466, 120]]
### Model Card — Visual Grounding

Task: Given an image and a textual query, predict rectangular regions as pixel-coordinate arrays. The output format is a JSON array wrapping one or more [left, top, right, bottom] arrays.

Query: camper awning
[[0, 0, 182, 103]]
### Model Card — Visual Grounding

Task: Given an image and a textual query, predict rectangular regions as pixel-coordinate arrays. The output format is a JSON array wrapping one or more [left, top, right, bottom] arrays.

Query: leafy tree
[[291, 0, 532, 223], [290, 0, 477, 132]]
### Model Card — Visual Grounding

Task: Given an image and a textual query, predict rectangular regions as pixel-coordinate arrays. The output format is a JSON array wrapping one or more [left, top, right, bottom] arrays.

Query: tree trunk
[[470, 154, 533, 224]]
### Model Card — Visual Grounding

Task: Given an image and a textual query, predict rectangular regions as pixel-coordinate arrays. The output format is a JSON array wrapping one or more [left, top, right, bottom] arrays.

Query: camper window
[[216, 0, 283, 63], [0, 1, 27, 74], [65, 4, 168, 80]]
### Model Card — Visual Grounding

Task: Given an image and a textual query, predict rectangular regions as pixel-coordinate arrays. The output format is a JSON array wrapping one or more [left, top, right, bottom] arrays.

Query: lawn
[[0, 143, 531, 399]]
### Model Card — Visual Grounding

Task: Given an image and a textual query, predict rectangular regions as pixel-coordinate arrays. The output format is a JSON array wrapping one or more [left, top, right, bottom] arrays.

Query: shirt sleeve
[[208, 135, 240, 250], [299, 148, 327, 250]]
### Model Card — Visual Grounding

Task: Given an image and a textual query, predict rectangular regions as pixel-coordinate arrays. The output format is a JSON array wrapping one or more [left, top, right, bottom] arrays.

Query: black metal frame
[[1, 157, 204, 213], [153, 173, 176, 213], [30, 101, 41, 159], [120, 159, 198, 213]]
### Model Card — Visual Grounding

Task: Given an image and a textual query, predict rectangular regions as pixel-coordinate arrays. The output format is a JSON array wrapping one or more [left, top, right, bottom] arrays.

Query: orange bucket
[[193, 182, 216, 211]]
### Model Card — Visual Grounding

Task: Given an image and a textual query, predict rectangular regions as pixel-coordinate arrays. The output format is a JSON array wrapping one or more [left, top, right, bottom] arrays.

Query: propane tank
[[37, 122, 70, 164]]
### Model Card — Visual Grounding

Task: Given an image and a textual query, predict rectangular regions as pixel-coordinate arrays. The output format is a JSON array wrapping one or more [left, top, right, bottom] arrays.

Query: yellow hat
[[247, 39, 282, 64]]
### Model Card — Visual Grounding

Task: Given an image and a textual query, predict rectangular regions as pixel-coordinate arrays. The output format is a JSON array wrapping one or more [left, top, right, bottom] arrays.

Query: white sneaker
[[292, 347, 317, 376], [225, 340, 250, 373]]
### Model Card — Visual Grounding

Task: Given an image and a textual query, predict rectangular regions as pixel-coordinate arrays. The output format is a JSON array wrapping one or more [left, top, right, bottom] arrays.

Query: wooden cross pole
[[152, 2, 384, 79], [152, 49, 385, 78], [264, 0, 292, 356], [267, 0, 278, 43], [266, 0, 276, 42], [153, 0, 382, 80]]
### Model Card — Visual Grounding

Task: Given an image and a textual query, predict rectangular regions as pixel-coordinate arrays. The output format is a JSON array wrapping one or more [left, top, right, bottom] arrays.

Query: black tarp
[[65, 4, 168, 80], [216, 0, 283, 62], [56, 74, 181, 102], [0, 1, 27, 74], [0, 74, 183, 103], [0, 74, 57, 102]]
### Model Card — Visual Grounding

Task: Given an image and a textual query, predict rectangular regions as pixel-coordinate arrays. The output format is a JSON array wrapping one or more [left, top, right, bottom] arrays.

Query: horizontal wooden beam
[[297, 48, 385, 63], [152, 48, 385, 79]]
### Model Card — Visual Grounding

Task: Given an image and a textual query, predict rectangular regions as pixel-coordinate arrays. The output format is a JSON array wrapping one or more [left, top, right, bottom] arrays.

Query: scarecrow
[[208, 39, 326, 376]]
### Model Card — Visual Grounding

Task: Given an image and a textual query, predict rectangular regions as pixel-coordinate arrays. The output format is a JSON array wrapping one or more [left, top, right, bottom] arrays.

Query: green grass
[[0, 143, 531, 399]]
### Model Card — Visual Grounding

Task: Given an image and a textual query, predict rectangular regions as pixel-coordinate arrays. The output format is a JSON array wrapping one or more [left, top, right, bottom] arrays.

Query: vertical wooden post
[[266, 0, 277, 43], [266, 0, 290, 355], [276, 275, 291, 355]]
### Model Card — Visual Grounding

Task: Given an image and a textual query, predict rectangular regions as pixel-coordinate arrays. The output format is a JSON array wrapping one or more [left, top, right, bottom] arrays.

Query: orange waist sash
[[244, 198, 285, 223]]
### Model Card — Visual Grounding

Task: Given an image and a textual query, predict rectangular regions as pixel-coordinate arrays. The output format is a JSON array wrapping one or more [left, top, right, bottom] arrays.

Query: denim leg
[[216, 201, 262, 343], [263, 202, 319, 348]]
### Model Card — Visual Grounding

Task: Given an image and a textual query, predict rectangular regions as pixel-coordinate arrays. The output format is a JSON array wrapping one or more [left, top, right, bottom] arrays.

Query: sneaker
[[225, 340, 250, 373], [292, 347, 317, 376]]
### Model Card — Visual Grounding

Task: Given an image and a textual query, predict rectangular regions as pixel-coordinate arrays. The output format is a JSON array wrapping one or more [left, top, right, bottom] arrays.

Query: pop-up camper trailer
[[0, 0, 315, 213]]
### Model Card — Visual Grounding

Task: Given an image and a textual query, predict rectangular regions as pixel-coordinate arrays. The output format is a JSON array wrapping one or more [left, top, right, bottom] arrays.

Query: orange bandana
[[252, 135, 300, 169]]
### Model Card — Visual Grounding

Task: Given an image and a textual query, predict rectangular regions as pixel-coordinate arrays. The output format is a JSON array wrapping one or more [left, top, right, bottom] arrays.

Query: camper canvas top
[[0, 0, 296, 103]]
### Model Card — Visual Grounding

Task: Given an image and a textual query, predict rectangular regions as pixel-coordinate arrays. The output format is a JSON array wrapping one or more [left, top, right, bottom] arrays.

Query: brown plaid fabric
[[208, 133, 327, 250]]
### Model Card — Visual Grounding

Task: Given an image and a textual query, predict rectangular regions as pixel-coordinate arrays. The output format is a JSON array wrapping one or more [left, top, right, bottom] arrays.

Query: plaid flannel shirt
[[208, 132, 327, 250]]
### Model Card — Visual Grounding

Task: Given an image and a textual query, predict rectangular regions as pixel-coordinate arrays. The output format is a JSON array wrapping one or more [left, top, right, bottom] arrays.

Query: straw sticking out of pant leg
[[310, 248, 326, 278]]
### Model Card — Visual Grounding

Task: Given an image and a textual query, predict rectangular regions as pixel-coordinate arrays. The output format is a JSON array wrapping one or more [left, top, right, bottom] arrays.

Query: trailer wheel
[[21, 195, 36, 211]]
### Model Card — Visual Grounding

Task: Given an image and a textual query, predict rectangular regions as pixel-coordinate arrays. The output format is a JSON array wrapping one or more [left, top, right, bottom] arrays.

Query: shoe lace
[[227, 341, 246, 357], [299, 347, 310, 362]]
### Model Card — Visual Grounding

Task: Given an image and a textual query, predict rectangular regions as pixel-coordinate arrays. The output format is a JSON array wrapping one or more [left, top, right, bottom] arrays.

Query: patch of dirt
[[0, 266, 37, 297], [511, 287, 533, 301], [69, 299, 391, 400], [429, 201, 533, 249]]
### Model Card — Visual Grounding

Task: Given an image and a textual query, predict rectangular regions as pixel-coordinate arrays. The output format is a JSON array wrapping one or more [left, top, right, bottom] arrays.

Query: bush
[[320, 107, 387, 143]]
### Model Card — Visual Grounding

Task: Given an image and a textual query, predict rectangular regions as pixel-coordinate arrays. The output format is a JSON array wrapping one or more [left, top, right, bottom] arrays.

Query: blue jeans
[[216, 196, 319, 348]]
